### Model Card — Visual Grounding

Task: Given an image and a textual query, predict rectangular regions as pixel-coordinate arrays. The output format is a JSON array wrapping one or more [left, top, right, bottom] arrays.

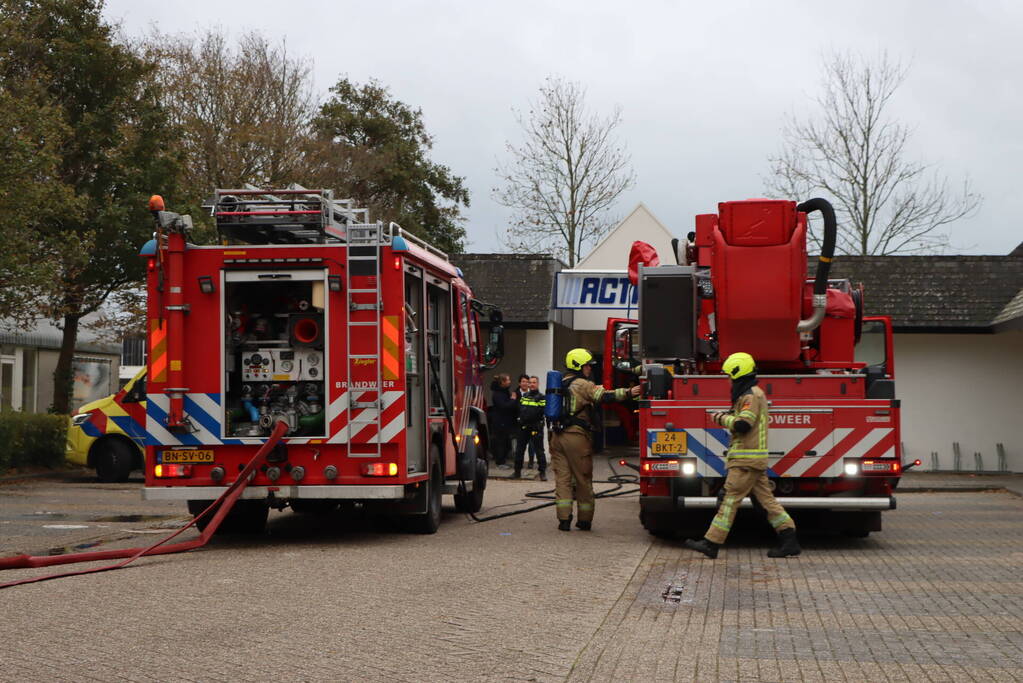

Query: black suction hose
[[797, 198, 837, 295], [796, 198, 838, 333]]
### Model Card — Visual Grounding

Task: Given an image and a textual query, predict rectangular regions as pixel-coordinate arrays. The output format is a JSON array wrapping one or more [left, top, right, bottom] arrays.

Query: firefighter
[[684, 352, 801, 558], [551, 348, 640, 531]]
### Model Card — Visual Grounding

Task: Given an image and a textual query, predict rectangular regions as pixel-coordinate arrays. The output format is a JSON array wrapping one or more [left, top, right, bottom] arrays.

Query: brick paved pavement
[[2, 474, 1023, 681], [567, 490, 1023, 682]]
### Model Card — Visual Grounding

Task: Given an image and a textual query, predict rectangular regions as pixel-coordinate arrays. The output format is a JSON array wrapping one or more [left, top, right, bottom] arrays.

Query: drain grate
[[661, 577, 689, 604]]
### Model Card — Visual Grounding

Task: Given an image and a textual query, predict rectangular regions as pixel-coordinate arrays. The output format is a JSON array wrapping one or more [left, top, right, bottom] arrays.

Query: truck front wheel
[[94, 438, 136, 483], [454, 457, 487, 514]]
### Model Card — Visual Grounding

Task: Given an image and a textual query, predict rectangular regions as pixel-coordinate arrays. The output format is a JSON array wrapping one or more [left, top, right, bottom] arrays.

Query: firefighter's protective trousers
[[703, 384, 795, 544], [549, 431, 594, 523], [704, 462, 795, 544]]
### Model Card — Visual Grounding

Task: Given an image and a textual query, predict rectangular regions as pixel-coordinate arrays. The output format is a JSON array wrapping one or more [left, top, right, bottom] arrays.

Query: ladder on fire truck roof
[[345, 222, 385, 455], [206, 184, 367, 244], [205, 185, 452, 262]]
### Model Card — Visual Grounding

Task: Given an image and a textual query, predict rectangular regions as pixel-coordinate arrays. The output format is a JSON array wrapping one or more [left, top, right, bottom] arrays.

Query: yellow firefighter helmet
[[722, 352, 756, 379], [565, 348, 595, 371]]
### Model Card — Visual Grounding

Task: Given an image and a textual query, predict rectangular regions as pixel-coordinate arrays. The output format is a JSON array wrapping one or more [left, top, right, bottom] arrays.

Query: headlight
[[71, 413, 90, 427]]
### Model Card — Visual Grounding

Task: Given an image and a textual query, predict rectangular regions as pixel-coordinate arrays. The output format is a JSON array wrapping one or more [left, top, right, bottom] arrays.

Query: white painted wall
[[577, 203, 678, 269], [573, 307, 637, 332], [523, 327, 554, 382], [895, 332, 1023, 472]]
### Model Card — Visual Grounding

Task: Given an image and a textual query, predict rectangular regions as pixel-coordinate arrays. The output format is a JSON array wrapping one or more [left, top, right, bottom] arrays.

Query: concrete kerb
[[898, 471, 1023, 498], [0, 468, 81, 484]]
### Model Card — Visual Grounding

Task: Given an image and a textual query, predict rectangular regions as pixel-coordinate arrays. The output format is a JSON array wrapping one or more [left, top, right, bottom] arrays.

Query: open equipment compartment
[[222, 269, 328, 438]]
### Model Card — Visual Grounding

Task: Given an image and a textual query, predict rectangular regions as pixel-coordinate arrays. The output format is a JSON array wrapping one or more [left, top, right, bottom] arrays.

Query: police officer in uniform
[[685, 352, 801, 558], [513, 376, 547, 480], [550, 348, 640, 531]]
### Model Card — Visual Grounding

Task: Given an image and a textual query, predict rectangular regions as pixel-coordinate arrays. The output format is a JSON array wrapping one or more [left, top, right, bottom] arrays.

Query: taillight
[[155, 464, 192, 478], [362, 462, 398, 477]]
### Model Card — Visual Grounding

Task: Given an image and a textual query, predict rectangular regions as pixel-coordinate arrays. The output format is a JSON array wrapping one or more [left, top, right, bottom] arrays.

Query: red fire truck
[[618, 198, 906, 538], [140, 188, 503, 533]]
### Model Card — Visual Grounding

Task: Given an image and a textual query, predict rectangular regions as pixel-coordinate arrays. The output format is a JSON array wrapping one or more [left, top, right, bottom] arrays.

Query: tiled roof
[[810, 255, 1023, 330], [452, 253, 565, 325], [453, 251, 1023, 331]]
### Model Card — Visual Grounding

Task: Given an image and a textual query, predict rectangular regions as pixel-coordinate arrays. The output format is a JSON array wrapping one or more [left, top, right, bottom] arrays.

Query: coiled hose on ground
[[0, 421, 289, 589]]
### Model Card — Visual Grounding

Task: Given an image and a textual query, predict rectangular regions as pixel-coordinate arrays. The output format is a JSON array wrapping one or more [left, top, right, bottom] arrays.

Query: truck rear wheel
[[187, 499, 268, 534], [843, 529, 870, 538], [290, 499, 339, 515], [640, 510, 678, 540], [405, 458, 442, 534]]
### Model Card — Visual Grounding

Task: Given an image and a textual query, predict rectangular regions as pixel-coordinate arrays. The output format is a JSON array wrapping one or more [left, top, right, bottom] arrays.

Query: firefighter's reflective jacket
[[716, 385, 770, 469]]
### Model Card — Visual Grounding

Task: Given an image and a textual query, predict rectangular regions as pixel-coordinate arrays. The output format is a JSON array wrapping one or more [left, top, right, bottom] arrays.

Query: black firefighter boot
[[558, 516, 572, 532], [767, 528, 801, 557], [684, 537, 719, 559]]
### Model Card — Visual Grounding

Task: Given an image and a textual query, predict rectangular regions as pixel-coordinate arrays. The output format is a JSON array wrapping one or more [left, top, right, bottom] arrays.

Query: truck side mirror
[[482, 324, 504, 367]]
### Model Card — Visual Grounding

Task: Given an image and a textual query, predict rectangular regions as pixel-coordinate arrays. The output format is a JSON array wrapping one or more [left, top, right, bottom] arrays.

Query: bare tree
[[142, 29, 316, 203], [494, 77, 635, 266], [767, 52, 980, 255]]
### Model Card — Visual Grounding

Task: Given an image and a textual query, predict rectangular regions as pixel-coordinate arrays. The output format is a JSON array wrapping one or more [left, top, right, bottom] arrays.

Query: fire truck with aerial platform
[[613, 198, 908, 539], [140, 188, 503, 533]]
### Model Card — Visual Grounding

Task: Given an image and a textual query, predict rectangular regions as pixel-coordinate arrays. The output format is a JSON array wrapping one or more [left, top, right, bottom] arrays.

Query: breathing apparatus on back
[[545, 348, 596, 434]]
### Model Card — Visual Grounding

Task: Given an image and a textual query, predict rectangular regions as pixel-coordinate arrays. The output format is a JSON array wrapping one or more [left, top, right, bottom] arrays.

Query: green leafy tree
[[141, 28, 317, 241], [0, 83, 70, 325], [306, 79, 469, 254], [0, 0, 180, 414]]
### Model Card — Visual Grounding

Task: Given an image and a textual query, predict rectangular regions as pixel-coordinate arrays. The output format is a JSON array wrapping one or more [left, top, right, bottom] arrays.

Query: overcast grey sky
[[104, 0, 1022, 257]]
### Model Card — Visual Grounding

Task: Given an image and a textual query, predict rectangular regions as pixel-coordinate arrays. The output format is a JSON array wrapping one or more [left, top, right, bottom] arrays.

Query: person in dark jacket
[[512, 375, 547, 480], [488, 373, 518, 468]]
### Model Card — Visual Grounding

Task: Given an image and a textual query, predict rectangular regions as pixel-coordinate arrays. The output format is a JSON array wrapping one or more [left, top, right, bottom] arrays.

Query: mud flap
[[391, 480, 431, 515]]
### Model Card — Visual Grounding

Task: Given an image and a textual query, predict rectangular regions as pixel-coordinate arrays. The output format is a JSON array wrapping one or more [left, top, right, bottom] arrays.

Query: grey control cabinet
[[638, 265, 697, 360]]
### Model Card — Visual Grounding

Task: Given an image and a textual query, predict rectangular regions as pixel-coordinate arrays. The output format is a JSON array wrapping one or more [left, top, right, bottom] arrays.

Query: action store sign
[[554, 270, 638, 310]]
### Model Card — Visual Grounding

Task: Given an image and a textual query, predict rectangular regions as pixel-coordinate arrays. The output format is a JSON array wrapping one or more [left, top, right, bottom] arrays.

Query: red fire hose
[[0, 421, 288, 589]]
